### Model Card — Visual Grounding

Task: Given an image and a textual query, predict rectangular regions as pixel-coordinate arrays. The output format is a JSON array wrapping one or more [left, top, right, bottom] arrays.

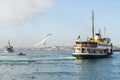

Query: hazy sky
[[0, 0, 119, 48]]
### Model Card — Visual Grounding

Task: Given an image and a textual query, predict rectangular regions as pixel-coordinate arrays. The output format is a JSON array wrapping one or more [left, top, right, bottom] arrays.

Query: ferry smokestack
[[92, 10, 94, 39], [104, 27, 106, 38]]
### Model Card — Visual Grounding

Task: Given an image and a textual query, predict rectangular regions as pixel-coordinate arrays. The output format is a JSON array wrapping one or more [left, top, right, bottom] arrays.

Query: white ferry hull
[[72, 53, 112, 59], [4, 48, 14, 53], [4, 50, 9, 53], [4, 50, 13, 53]]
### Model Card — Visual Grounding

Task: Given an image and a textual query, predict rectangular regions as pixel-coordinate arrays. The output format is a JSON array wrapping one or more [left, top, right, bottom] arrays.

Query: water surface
[[0, 50, 119, 80]]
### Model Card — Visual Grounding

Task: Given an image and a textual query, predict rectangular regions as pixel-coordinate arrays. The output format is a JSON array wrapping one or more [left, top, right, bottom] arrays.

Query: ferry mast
[[92, 10, 94, 40]]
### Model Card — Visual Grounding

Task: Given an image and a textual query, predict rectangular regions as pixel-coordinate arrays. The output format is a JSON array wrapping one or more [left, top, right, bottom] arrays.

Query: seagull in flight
[[33, 33, 52, 48]]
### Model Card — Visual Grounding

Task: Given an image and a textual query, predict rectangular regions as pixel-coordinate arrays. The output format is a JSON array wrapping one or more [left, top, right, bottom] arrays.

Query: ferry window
[[76, 42, 81, 44], [76, 48, 80, 50]]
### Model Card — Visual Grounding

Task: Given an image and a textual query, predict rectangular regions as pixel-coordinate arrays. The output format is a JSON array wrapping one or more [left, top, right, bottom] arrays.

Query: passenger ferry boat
[[4, 41, 14, 53], [72, 11, 113, 59]]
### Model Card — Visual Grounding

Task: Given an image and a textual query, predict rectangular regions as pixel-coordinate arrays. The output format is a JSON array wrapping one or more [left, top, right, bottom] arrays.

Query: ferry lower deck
[[72, 52, 112, 59]]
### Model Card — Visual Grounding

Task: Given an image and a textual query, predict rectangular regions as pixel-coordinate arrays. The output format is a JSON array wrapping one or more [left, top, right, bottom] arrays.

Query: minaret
[[92, 10, 94, 39]]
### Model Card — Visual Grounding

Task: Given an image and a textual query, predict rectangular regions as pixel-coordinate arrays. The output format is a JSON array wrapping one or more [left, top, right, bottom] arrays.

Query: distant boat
[[72, 11, 113, 59], [4, 41, 14, 52], [17, 52, 26, 56]]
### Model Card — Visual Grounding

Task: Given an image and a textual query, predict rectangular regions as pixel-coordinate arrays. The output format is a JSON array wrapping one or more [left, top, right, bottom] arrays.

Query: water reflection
[[73, 59, 112, 80]]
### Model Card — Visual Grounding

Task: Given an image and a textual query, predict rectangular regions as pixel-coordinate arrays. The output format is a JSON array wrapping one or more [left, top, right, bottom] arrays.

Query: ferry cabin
[[73, 40, 113, 58]]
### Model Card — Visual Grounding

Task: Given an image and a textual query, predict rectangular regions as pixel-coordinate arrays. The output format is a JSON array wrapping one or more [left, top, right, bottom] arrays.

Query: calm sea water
[[0, 50, 119, 80]]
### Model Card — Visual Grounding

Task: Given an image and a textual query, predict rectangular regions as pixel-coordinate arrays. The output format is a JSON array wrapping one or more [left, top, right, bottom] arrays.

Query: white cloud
[[0, 0, 54, 26]]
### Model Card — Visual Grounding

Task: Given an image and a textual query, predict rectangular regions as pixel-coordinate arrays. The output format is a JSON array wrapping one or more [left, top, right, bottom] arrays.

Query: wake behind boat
[[72, 11, 113, 59], [4, 41, 14, 53]]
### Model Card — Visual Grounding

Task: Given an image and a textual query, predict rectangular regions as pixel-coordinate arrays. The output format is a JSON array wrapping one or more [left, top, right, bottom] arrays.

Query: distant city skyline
[[0, 0, 119, 48]]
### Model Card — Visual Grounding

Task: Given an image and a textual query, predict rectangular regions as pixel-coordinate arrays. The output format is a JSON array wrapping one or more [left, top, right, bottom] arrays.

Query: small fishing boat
[[17, 52, 26, 56]]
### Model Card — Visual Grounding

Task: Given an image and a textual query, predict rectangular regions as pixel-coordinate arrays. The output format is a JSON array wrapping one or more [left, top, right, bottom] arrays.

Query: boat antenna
[[8, 40, 10, 46], [104, 27, 106, 38], [99, 28, 101, 34], [92, 10, 94, 39]]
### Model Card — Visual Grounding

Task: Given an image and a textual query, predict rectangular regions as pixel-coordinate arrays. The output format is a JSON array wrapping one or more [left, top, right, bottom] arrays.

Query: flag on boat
[[77, 35, 80, 40]]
